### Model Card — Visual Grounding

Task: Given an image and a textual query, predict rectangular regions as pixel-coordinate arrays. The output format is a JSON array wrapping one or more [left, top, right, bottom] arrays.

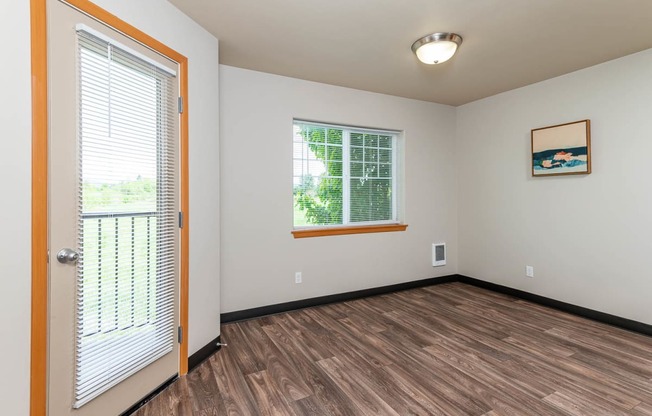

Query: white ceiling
[[169, 0, 652, 106]]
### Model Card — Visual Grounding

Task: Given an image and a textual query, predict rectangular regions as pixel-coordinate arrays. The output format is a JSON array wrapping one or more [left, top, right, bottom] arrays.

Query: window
[[75, 27, 178, 407], [293, 120, 403, 234]]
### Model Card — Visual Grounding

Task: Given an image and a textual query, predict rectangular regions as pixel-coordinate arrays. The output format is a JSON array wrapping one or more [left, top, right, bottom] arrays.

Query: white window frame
[[293, 120, 400, 229]]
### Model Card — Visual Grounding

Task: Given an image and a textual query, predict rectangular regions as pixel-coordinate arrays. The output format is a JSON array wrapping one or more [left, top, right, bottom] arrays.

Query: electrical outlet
[[525, 266, 534, 278], [295, 272, 302, 284]]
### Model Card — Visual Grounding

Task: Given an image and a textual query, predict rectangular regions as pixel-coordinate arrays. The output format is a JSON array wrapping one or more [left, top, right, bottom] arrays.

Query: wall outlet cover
[[525, 266, 534, 278]]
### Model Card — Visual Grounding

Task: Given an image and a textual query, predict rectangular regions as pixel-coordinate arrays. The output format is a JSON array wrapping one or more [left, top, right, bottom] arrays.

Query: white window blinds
[[75, 29, 178, 407], [293, 121, 398, 227]]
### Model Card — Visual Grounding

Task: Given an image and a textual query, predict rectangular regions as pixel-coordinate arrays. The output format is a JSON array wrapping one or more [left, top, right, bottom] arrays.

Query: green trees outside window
[[293, 122, 396, 227]]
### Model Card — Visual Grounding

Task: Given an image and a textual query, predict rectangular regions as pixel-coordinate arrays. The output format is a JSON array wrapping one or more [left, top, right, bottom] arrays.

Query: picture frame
[[531, 119, 591, 177]]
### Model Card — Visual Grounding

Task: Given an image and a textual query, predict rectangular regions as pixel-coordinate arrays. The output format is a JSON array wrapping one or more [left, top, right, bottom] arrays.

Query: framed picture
[[531, 119, 591, 177]]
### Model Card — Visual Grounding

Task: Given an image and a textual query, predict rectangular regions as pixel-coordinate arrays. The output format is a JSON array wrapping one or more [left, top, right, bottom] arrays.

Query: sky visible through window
[[81, 48, 158, 186], [80, 46, 161, 214]]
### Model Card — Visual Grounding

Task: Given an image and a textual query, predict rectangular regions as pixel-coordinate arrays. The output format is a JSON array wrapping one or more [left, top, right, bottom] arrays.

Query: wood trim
[[30, 1, 191, 413], [179, 58, 189, 376], [61, 0, 185, 63], [30, 0, 48, 414], [292, 223, 408, 238]]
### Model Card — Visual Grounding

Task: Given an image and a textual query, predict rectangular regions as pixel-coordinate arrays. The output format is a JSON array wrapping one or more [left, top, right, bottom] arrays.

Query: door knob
[[57, 248, 79, 264]]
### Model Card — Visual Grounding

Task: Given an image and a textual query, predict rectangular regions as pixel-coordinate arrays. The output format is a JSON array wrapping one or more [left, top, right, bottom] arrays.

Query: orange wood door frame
[[30, 1, 190, 414]]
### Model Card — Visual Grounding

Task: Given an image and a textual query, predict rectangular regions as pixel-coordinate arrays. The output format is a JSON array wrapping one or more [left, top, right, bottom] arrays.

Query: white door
[[48, 1, 181, 414]]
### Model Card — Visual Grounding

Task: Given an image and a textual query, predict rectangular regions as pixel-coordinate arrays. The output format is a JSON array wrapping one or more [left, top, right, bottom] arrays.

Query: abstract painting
[[532, 120, 591, 177]]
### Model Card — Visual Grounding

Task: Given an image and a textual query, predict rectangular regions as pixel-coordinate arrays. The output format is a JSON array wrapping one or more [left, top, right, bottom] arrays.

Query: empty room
[[3, 0, 652, 415]]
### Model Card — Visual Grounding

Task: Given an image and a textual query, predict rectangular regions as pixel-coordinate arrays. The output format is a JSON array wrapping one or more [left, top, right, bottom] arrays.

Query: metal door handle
[[57, 248, 79, 264]]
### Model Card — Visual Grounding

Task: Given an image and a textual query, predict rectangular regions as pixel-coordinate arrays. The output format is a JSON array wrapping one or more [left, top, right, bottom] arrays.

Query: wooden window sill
[[292, 224, 408, 239]]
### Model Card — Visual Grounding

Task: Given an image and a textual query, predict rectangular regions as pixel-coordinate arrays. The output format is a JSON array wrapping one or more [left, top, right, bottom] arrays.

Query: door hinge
[[178, 96, 183, 114], [178, 326, 183, 344], [178, 211, 184, 229]]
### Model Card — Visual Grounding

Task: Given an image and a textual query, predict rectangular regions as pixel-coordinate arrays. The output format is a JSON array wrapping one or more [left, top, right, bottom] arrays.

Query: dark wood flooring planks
[[134, 283, 652, 415]]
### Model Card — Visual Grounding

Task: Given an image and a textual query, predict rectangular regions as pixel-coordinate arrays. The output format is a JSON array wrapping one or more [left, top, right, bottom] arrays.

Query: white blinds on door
[[75, 29, 178, 407]]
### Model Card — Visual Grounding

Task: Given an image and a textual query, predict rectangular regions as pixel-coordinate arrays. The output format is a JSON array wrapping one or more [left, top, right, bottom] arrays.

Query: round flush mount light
[[411, 32, 463, 65]]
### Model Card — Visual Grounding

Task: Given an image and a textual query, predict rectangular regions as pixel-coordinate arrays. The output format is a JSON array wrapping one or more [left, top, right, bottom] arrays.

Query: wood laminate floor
[[134, 282, 652, 415]]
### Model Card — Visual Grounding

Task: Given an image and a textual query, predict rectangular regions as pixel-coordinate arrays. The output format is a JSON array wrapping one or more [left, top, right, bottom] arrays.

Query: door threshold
[[120, 375, 178, 416]]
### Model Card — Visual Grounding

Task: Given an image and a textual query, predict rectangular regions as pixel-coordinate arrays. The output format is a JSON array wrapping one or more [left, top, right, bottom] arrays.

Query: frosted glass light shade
[[415, 41, 458, 64], [412, 33, 463, 65]]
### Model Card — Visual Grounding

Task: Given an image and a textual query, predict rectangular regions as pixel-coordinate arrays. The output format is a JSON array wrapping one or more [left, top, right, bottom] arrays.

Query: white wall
[[92, 0, 221, 357], [0, 2, 33, 414], [5, 2, 649, 411], [0, 1, 219, 412], [219, 65, 457, 313], [457, 49, 652, 325]]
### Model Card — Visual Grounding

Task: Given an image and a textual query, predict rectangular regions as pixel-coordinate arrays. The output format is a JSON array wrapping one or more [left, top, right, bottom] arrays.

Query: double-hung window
[[293, 120, 402, 232]]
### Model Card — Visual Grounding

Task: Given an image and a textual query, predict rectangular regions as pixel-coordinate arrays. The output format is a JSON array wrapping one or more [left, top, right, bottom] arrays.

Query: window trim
[[293, 120, 404, 233], [292, 223, 408, 239]]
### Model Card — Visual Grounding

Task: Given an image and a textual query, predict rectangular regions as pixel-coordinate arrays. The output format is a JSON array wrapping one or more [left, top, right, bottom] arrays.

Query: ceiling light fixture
[[411, 32, 463, 65]]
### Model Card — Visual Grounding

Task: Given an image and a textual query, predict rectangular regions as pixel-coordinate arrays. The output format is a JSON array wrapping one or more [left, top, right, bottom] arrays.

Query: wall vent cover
[[432, 243, 446, 267]]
